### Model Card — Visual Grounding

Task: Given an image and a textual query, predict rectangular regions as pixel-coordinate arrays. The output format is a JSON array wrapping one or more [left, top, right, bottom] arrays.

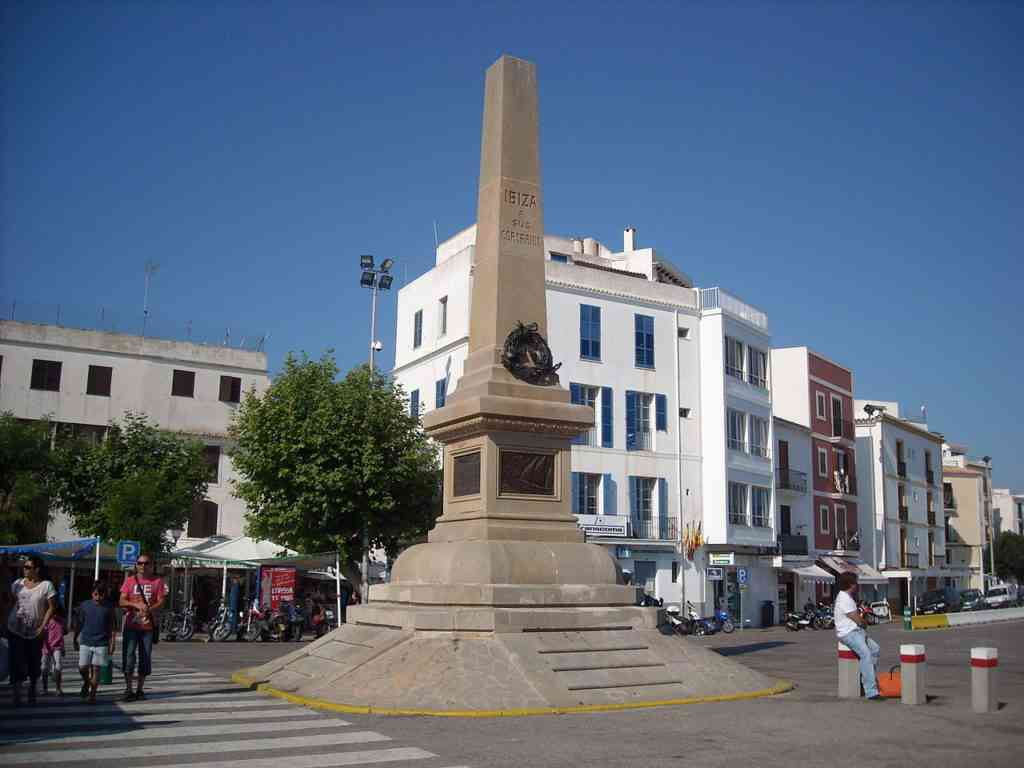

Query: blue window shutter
[[628, 476, 638, 518], [601, 386, 613, 448], [570, 382, 582, 404], [658, 478, 668, 537], [410, 389, 419, 417], [603, 473, 616, 515], [655, 394, 667, 431], [634, 316, 642, 367], [436, 379, 446, 409], [592, 306, 601, 360], [571, 472, 580, 514], [578, 306, 587, 359], [625, 390, 637, 451], [647, 316, 654, 367]]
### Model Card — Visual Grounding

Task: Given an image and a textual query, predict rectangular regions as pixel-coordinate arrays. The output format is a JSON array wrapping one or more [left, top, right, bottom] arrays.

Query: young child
[[41, 603, 67, 696], [77, 581, 116, 704]]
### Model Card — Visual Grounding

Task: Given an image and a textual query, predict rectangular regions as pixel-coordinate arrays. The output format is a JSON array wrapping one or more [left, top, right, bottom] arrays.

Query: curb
[[230, 673, 795, 717], [911, 607, 1024, 631]]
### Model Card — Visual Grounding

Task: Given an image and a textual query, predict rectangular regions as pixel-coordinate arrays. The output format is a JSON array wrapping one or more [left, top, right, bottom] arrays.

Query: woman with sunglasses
[[6, 554, 57, 706]]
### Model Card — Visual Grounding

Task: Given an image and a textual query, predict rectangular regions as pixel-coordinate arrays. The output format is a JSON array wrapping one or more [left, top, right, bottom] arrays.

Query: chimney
[[624, 226, 637, 252], [582, 237, 598, 257], [572, 238, 583, 255]]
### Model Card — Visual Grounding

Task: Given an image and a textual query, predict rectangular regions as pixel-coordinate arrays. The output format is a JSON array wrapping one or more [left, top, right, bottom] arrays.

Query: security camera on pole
[[358, 254, 395, 604]]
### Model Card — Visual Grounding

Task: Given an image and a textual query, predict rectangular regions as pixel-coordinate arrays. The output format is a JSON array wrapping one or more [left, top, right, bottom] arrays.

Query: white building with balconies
[[854, 401, 952, 608], [393, 225, 778, 624]]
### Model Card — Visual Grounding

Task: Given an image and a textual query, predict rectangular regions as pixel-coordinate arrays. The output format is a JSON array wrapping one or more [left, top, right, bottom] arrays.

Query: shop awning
[[782, 564, 835, 583], [0, 538, 119, 563], [818, 556, 888, 584]]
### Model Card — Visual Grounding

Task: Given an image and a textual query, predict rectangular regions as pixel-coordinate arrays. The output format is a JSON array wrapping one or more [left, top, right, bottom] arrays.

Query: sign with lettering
[[576, 515, 629, 537], [707, 567, 724, 581], [708, 553, 735, 567], [262, 567, 296, 610], [116, 540, 141, 567]]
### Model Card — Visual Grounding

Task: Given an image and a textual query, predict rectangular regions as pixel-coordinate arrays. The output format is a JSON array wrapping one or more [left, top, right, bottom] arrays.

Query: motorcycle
[[812, 603, 834, 631], [685, 601, 718, 636], [661, 605, 693, 636], [207, 600, 239, 642], [273, 600, 305, 642], [710, 609, 736, 634], [858, 601, 878, 626], [784, 610, 813, 631], [243, 601, 280, 642], [159, 601, 196, 642], [310, 603, 337, 639]]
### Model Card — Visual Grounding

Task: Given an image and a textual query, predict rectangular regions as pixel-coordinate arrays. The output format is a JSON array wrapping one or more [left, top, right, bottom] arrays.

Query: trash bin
[[761, 600, 775, 628]]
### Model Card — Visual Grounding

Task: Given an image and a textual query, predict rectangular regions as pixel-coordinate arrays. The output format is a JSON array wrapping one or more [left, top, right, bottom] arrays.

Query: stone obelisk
[[239, 56, 782, 712]]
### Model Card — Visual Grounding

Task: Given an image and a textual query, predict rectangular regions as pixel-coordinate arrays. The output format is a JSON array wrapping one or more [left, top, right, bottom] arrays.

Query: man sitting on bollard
[[835, 572, 883, 701]]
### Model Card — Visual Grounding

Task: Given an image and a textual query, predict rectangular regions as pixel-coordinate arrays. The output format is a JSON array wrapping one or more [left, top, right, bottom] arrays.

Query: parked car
[[919, 588, 959, 615], [958, 589, 986, 611], [983, 584, 1018, 609]]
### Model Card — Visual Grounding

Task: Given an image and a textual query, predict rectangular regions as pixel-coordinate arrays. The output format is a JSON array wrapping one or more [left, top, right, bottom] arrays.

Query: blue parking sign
[[737, 567, 749, 585], [117, 540, 141, 567]]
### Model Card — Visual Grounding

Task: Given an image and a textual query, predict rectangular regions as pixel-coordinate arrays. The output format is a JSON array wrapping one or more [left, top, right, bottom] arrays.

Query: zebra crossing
[[0, 656, 469, 768]]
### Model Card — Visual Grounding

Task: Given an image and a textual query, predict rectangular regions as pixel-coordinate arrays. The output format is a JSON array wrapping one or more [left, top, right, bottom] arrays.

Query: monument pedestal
[[238, 54, 787, 713]]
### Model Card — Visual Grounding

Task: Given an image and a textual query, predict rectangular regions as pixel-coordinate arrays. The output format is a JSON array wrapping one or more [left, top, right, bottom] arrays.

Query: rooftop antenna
[[921, 404, 927, 423], [142, 261, 159, 337], [433, 220, 439, 250]]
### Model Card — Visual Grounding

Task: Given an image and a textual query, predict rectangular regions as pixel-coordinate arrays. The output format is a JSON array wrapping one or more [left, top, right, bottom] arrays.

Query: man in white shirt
[[834, 571, 882, 700]]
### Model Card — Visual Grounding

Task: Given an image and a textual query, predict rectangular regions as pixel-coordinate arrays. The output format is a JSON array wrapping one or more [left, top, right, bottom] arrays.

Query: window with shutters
[[30, 359, 62, 392], [409, 389, 420, 416], [413, 309, 423, 349], [747, 347, 768, 389], [635, 477, 655, 520], [203, 446, 221, 484], [750, 416, 769, 458], [435, 378, 446, 409], [171, 370, 195, 398], [634, 314, 654, 368], [727, 409, 746, 452], [86, 365, 112, 397], [580, 305, 601, 360], [728, 482, 748, 525], [751, 486, 770, 527], [575, 473, 600, 516], [571, 384, 614, 448], [219, 375, 242, 403], [438, 296, 448, 337], [188, 500, 219, 539], [724, 337, 744, 380]]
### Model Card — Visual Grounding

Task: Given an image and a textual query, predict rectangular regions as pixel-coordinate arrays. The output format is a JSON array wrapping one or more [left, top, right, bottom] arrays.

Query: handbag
[[130, 577, 160, 644]]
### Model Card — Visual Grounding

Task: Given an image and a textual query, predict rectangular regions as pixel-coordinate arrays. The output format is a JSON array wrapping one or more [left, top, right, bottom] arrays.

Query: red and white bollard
[[900, 643, 926, 705], [838, 642, 860, 699], [971, 647, 998, 713]]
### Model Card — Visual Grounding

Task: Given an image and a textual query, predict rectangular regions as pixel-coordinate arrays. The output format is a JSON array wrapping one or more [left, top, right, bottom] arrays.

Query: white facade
[[393, 225, 779, 625], [0, 320, 270, 544], [993, 488, 1024, 537], [854, 400, 953, 606]]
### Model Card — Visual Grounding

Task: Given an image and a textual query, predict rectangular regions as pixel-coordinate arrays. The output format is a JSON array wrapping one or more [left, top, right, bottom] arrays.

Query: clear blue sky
[[3, 3, 1021, 487]]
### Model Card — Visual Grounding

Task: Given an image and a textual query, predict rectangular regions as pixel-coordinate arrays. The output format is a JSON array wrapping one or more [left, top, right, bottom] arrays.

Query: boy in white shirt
[[834, 571, 882, 700]]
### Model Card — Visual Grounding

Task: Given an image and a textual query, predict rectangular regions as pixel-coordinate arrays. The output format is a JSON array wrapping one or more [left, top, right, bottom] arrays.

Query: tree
[[50, 413, 209, 552], [229, 353, 441, 584], [0, 413, 53, 544], [993, 531, 1024, 585]]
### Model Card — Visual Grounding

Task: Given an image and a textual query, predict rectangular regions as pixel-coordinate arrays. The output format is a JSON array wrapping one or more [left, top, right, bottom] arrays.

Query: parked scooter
[[244, 601, 280, 642], [685, 601, 719, 636], [784, 610, 813, 631]]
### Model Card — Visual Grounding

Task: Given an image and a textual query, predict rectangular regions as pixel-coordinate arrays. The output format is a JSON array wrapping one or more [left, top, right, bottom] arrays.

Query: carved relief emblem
[[501, 321, 561, 386]]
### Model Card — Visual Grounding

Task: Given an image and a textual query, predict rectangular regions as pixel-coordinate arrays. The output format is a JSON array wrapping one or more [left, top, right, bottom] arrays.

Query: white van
[[983, 583, 1019, 609]]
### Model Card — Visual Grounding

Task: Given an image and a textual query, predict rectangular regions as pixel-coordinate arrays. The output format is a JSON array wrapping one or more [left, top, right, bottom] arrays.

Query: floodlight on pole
[[357, 253, 397, 605]]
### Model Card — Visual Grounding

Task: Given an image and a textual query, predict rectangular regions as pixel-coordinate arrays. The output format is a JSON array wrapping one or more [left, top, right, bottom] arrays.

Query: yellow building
[[942, 443, 994, 590]]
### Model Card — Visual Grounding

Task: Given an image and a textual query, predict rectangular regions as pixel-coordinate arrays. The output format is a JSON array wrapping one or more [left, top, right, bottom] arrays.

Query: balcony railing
[[751, 514, 770, 528], [898, 505, 909, 522], [631, 518, 679, 541], [926, 469, 935, 486], [728, 512, 748, 526], [725, 364, 744, 381], [901, 552, 920, 568], [897, 461, 907, 478], [776, 468, 808, 493], [932, 554, 946, 568], [728, 438, 746, 452], [832, 471, 856, 496], [832, 419, 854, 440], [777, 534, 808, 556], [749, 442, 770, 460], [699, 287, 769, 331], [833, 537, 860, 552]]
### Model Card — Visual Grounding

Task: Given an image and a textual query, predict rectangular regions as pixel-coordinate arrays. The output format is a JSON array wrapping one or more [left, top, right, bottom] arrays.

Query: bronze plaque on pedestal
[[499, 449, 555, 496], [452, 451, 481, 497]]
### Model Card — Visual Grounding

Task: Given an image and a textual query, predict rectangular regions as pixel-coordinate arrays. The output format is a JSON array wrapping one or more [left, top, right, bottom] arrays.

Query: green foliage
[[0, 413, 53, 544], [993, 531, 1024, 584], [50, 413, 208, 552], [229, 353, 441, 569]]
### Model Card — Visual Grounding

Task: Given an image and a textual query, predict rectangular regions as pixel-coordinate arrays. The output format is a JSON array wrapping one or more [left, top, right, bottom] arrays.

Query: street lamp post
[[358, 255, 394, 604]]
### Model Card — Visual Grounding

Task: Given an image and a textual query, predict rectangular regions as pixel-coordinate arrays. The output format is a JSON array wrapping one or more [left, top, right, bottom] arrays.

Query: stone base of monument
[[235, 603, 789, 714]]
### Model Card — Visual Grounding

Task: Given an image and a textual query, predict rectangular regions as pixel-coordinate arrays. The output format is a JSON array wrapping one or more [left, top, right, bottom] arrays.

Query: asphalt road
[[174, 618, 1024, 767], [5, 619, 1023, 768]]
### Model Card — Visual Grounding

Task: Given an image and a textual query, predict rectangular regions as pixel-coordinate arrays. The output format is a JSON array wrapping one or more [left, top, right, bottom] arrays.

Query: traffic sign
[[707, 567, 724, 581], [116, 540, 141, 567], [737, 566, 749, 585]]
